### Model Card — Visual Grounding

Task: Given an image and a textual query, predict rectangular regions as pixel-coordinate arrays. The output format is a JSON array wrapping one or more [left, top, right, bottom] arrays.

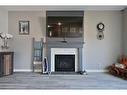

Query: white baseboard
[[14, 69, 108, 73], [86, 69, 108, 73], [33, 69, 42, 72], [14, 69, 32, 72]]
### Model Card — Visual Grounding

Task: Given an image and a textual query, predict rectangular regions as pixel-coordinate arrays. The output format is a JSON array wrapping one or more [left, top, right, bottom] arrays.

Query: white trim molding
[[14, 69, 108, 73], [14, 69, 32, 72], [86, 69, 108, 73], [51, 48, 78, 72]]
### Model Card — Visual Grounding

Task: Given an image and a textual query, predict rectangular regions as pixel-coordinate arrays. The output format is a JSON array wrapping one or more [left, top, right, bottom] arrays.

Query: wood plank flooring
[[0, 72, 127, 89]]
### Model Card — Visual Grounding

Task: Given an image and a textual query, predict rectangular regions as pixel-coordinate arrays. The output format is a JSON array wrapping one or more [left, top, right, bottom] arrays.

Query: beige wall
[[8, 11, 46, 71], [123, 9, 127, 55], [84, 11, 123, 71], [8, 11, 123, 72], [0, 8, 8, 51]]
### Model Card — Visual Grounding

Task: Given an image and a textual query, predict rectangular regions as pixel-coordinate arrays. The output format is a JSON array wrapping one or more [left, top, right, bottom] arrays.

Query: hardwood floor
[[0, 72, 127, 89]]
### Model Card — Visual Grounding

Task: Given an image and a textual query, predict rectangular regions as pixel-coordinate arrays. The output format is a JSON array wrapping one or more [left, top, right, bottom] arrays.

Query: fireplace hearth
[[55, 55, 75, 72]]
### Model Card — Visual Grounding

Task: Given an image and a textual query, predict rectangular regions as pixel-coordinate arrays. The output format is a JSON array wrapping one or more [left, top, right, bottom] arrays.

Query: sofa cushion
[[114, 63, 126, 69]]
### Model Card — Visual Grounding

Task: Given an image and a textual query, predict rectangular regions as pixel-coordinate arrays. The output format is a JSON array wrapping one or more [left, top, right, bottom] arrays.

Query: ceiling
[[0, 6, 126, 11]]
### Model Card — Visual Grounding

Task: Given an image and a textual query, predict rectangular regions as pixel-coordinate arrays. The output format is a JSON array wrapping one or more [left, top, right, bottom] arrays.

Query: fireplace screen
[[55, 55, 75, 72]]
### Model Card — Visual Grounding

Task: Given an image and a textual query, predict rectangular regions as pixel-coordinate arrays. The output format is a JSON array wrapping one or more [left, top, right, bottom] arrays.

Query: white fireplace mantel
[[51, 48, 78, 72]]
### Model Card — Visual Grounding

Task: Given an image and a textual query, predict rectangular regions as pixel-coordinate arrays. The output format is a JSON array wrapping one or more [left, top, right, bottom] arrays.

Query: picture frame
[[19, 21, 29, 35]]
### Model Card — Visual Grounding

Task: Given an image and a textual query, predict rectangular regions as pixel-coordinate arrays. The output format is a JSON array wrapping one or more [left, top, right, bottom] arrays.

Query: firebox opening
[[55, 55, 75, 72]]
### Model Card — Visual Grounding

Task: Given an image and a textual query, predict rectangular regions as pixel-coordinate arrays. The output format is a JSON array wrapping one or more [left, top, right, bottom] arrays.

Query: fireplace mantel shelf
[[44, 41, 85, 48]]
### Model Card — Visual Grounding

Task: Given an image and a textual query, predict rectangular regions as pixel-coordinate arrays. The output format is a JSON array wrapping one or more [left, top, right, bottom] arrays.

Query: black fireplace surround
[[55, 55, 75, 72]]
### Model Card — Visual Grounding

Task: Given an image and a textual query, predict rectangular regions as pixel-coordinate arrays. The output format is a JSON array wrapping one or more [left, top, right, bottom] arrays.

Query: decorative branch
[[0, 32, 13, 49]]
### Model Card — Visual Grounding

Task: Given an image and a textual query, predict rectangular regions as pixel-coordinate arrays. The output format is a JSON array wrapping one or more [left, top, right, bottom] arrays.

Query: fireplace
[[51, 48, 78, 72], [55, 55, 75, 72]]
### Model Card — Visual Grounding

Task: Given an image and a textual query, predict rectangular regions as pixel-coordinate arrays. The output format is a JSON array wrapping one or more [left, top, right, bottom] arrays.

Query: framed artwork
[[19, 21, 29, 35]]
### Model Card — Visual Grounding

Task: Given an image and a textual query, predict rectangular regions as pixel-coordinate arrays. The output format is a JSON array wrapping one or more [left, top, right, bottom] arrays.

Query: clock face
[[99, 24, 103, 29], [97, 22, 104, 31]]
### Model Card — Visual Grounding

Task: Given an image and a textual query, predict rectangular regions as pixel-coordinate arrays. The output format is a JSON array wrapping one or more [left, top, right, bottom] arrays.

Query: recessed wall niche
[[46, 11, 84, 38]]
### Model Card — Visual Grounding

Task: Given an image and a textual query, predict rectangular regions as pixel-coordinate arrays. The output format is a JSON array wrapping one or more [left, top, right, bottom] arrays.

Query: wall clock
[[97, 22, 105, 31], [96, 22, 105, 40]]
